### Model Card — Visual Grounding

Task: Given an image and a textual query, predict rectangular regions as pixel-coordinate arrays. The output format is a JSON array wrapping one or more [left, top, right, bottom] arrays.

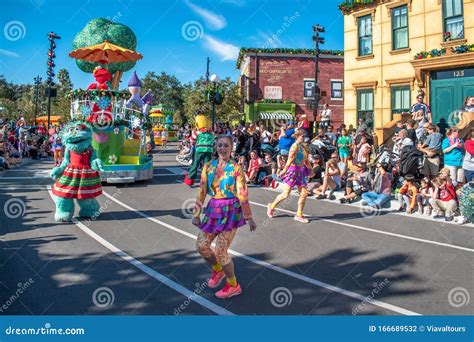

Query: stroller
[[307, 139, 337, 162], [399, 145, 424, 178]]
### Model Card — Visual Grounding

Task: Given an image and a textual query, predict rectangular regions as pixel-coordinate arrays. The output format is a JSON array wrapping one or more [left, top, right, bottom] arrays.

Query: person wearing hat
[[429, 168, 457, 221], [397, 174, 418, 214], [268, 129, 312, 223]]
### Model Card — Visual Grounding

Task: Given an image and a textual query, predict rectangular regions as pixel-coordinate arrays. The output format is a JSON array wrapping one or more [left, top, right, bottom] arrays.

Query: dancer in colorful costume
[[50, 121, 104, 222], [184, 113, 215, 186], [267, 129, 311, 223], [192, 135, 257, 298]]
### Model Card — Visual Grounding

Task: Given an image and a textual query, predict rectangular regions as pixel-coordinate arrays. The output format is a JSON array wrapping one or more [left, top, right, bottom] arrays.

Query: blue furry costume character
[[50, 121, 104, 222]]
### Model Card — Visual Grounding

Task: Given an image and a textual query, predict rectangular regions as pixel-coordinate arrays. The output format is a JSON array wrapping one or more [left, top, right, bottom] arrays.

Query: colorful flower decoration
[[113, 127, 120, 135], [414, 44, 473, 60], [80, 104, 91, 116], [97, 97, 111, 110], [108, 154, 117, 164], [131, 116, 141, 129]]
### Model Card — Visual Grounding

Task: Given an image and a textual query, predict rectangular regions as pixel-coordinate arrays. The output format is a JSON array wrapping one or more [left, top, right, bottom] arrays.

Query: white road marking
[[102, 190, 420, 316], [249, 201, 474, 253], [46, 187, 234, 316], [0, 176, 49, 180]]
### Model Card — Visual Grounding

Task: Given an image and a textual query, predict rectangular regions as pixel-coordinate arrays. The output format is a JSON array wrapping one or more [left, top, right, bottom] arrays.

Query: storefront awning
[[259, 111, 293, 120]]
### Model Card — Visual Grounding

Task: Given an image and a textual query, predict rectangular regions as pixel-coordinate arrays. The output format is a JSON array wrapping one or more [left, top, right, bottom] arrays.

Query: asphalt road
[[0, 143, 473, 316]]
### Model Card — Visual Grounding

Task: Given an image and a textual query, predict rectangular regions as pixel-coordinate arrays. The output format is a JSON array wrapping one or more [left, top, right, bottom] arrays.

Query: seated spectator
[[416, 177, 434, 215], [418, 124, 442, 178], [397, 174, 418, 214], [429, 168, 457, 221], [258, 153, 277, 187], [361, 162, 392, 208], [394, 121, 404, 135], [455, 181, 473, 224], [246, 150, 261, 183], [393, 129, 413, 156], [307, 154, 324, 194], [406, 119, 417, 145], [442, 128, 465, 186], [315, 153, 342, 200], [463, 96, 474, 112], [340, 162, 369, 203]]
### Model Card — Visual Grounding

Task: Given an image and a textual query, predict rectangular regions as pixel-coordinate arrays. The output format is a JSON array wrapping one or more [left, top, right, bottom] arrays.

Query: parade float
[[66, 18, 154, 183], [149, 104, 175, 146]]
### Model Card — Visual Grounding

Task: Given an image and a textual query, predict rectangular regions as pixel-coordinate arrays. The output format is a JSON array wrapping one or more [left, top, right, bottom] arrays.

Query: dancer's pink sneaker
[[215, 283, 242, 299], [207, 270, 225, 288], [267, 203, 275, 218], [294, 216, 309, 224]]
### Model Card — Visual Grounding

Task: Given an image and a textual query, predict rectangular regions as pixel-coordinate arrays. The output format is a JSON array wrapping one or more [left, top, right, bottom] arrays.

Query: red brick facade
[[241, 53, 344, 127]]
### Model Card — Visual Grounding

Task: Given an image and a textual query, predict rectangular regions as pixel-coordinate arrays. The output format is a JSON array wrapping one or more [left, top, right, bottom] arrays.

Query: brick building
[[236, 48, 344, 130]]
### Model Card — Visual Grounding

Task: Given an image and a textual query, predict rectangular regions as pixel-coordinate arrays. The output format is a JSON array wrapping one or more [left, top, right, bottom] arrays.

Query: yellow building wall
[[344, 0, 474, 137]]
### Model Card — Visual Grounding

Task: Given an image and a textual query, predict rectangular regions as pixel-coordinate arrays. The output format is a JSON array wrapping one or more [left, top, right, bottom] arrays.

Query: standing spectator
[[418, 124, 442, 178], [298, 114, 309, 136], [442, 128, 465, 185], [319, 104, 332, 132], [397, 174, 418, 214], [337, 129, 351, 164], [278, 122, 296, 156], [462, 129, 474, 182], [356, 136, 371, 164], [246, 150, 261, 183], [430, 168, 457, 221], [410, 94, 431, 124], [361, 162, 392, 208], [325, 125, 337, 146]]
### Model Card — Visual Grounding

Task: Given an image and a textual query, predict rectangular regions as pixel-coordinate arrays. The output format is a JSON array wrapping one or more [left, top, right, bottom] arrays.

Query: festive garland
[[338, 0, 375, 14], [414, 44, 474, 60], [66, 89, 130, 100], [236, 47, 344, 68]]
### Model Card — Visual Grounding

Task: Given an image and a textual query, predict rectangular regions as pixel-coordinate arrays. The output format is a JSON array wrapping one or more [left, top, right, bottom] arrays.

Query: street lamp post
[[46, 32, 60, 132], [33, 76, 42, 126], [209, 74, 221, 130], [309, 24, 325, 139]]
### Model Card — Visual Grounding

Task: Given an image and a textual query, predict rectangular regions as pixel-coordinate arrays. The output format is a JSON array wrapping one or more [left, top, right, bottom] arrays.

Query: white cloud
[[202, 35, 239, 61], [0, 49, 19, 58], [185, 0, 227, 30]]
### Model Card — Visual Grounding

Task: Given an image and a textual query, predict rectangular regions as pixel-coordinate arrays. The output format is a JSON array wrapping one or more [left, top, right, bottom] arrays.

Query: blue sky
[[1, 0, 344, 88]]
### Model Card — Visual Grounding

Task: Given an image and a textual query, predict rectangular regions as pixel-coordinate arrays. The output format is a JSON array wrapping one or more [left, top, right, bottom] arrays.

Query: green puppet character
[[184, 114, 215, 187]]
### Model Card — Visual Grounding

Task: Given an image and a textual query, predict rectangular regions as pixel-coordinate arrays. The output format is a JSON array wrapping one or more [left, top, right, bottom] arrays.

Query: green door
[[430, 67, 474, 132]]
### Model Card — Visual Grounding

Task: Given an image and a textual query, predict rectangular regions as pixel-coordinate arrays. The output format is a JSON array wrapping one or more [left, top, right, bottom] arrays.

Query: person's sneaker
[[316, 194, 327, 200], [339, 198, 347, 204], [433, 214, 444, 220], [455, 216, 469, 225], [398, 206, 406, 212], [294, 216, 309, 224], [207, 270, 225, 289], [361, 201, 368, 206], [215, 283, 242, 299], [267, 203, 275, 218], [445, 216, 454, 222], [329, 194, 336, 200]]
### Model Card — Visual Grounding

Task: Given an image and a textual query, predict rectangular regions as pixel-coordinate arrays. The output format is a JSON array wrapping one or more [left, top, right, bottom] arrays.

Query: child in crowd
[[161, 129, 168, 148], [246, 150, 261, 183], [337, 129, 351, 164], [398, 174, 418, 214], [53, 137, 63, 166], [416, 177, 434, 215]]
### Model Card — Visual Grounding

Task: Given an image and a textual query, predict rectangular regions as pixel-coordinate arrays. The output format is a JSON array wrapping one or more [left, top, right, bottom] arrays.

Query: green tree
[[51, 69, 73, 119], [72, 18, 139, 89]]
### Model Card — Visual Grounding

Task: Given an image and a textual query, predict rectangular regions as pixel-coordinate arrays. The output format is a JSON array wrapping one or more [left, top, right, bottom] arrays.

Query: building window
[[442, 0, 464, 40], [358, 15, 372, 56], [303, 80, 316, 98], [331, 81, 343, 99], [391, 85, 411, 116], [392, 6, 408, 50], [357, 89, 374, 128]]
